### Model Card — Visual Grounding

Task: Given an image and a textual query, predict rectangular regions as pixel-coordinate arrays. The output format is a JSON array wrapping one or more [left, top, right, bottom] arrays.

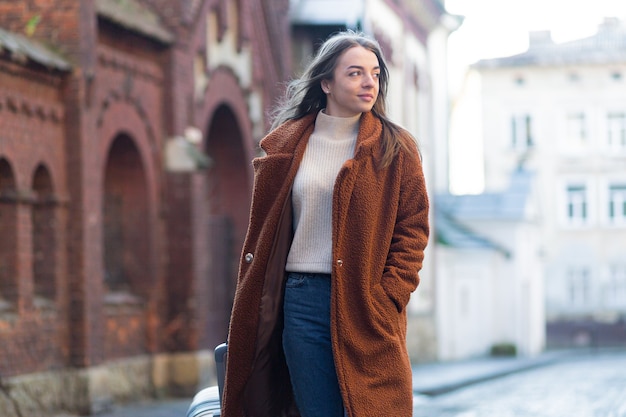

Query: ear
[[320, 79, 330, 94]]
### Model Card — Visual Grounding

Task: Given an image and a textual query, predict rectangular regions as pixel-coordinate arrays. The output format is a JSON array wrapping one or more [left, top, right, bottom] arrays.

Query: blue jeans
[[282, 272, 345, 417]]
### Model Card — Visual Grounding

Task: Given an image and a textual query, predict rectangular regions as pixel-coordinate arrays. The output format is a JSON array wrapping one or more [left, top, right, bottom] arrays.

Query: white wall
[[436, 217, 545, 360], [478, 60, 626, 330]]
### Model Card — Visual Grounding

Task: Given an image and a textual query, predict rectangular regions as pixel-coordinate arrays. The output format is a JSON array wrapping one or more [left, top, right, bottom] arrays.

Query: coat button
[[336, 259, 343, 267], [245, 253, 254, 263]]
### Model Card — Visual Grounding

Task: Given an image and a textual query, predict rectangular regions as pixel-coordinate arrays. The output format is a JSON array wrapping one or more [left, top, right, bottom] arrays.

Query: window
[[565, 184, 588, 225], [607, 265, 626, 306], [608, 184, 626, 225], [0, 158, 18, 308], [567, 267, 590, 306], [565, 112, 586, 149], [607, 112, 626, 151], [511, 114, 533, 150]]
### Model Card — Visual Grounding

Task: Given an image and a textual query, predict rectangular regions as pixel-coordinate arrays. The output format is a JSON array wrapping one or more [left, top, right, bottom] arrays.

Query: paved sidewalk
[[96, 351, 563, 417], [412, 351, 562, 396], [93, 398, 191, 417]]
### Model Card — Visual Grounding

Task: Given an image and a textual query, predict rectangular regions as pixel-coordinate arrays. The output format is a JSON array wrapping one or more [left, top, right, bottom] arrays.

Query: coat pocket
[[370, 284, 401, 335]]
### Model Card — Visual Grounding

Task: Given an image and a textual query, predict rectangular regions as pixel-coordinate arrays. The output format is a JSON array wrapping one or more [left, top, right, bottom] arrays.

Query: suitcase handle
[[214, 342, 228, 406]]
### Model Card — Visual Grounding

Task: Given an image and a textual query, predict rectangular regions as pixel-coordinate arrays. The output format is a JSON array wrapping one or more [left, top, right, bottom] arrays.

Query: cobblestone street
[[413, 351, 626, 417]]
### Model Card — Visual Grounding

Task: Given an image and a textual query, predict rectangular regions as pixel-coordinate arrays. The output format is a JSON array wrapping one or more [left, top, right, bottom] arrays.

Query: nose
[[362, 73, 376, 88]]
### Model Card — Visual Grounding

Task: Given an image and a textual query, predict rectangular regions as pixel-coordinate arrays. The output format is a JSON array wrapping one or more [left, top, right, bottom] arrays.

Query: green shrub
[[490, 342, 517, 357]]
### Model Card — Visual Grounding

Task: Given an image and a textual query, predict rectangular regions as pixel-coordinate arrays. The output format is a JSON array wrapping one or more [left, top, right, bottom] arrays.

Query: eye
[[373, 72, 380, 79], [349, 70, 361, 77]]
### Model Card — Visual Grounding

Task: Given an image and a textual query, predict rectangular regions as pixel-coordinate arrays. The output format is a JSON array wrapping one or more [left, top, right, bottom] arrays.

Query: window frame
[[567, 265, 591, 307], [606, 111, 626, 152], [608, 183, 626, 226], [564, 111, 588, 151], [606, 264, 626, 307], [564, 183, 589, 226], [511, 113, 534, 151]]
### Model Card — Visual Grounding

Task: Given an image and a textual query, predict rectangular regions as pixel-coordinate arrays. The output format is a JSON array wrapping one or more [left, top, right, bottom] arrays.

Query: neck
[[315, 110, 360, 140]]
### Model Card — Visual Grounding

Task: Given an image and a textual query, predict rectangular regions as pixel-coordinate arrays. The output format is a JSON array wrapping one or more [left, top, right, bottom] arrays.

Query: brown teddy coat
[[222, 111, 430, 417]]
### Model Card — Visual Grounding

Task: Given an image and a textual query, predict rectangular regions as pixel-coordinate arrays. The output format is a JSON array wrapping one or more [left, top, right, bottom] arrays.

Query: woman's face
[[321, 45, 380, 118]]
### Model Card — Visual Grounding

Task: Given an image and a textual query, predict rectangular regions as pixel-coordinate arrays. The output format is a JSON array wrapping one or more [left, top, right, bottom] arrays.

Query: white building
[[289, 0, 460, 361], [472, 18, 626, 348], [434, 168, 545, 359]]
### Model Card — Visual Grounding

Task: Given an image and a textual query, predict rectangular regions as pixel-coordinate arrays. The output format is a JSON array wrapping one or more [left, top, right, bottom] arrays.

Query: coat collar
[[260, 111, 384, 158]]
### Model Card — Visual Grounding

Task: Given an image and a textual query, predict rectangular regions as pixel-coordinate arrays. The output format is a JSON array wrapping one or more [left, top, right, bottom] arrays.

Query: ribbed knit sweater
[[285, 110, 360, 273]]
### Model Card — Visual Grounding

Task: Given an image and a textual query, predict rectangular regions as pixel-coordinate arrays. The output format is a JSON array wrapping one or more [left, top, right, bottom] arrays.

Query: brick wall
[[0, 1, 92, 61], [0, 0, 293, 410], [0, 58, 69, 377]]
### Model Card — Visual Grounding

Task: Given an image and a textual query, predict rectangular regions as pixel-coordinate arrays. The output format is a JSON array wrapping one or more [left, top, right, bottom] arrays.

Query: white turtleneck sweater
[[285, 110, 360, 274]]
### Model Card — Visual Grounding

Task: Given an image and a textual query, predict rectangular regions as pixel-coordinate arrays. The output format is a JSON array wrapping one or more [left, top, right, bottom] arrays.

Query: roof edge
[[96, 0, 175, 45], [0, 26, 71, 71]]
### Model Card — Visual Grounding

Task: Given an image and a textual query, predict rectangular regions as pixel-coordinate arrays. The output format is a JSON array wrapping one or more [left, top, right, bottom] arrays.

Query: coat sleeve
[[381, 145, 430, 312]]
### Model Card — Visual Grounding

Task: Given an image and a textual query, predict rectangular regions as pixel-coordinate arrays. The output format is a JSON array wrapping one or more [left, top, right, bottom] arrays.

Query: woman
[[222, 31, 429, 417]]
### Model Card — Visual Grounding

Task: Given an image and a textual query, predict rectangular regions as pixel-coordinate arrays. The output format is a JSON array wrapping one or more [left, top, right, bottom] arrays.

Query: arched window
[[103, 134, 150, 296], [204, 105, 250, 345], [0, 158, 18, 308], [32, 164, 57, 303]]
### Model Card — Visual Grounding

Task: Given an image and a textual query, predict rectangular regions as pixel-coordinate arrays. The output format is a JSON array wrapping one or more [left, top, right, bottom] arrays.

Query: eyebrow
[[345, 65, 381, 71]]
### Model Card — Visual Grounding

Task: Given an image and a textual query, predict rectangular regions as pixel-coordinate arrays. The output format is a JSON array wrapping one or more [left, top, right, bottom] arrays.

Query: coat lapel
[[332, 112, 383, 239]]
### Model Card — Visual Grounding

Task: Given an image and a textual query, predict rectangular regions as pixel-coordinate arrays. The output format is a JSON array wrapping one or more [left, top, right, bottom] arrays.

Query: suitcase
[[186, 343, 227, 417]]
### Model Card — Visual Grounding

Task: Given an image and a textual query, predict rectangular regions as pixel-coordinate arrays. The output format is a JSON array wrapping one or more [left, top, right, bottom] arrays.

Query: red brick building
[[0, 0, 289, 414]]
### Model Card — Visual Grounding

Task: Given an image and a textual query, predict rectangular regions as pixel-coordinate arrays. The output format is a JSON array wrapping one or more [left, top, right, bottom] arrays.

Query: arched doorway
[[103, 134, 151, 295], [0, 158, 17, 308], [205, 104, 252, 345], [102, 134, 151, 358]]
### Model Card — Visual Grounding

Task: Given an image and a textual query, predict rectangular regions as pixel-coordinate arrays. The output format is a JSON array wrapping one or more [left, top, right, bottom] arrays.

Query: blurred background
[[0, 0, 624, 415]]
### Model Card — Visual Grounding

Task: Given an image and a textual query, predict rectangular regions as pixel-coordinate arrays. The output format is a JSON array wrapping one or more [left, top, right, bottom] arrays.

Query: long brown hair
[[271, 30, 415, 167]]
